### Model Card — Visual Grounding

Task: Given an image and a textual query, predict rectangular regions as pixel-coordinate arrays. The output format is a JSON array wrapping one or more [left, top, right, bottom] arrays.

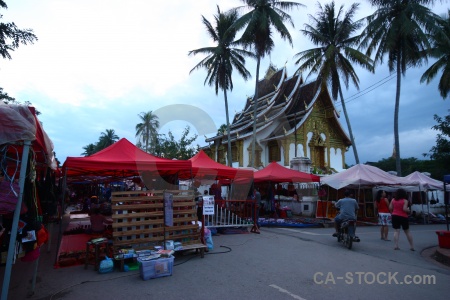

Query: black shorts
[[392, 215, 409, 230]]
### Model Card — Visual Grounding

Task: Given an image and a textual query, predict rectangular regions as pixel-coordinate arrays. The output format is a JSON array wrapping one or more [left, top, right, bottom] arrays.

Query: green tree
[[0, 1, 38, 109], [156, 126, 199, 160], [420, 10, 450, 99], [0, 87, 14, 104], [96, 129, 119, 152], [231, 0, 304, 167], [217, 124, 227, 135], [424, 110, 450, 177], [189, 6, 254, 166], [359, 0, 440, 176], [135, 111, 160, 154], [294, 1, 374, 164], [81, 143, 96, 156]]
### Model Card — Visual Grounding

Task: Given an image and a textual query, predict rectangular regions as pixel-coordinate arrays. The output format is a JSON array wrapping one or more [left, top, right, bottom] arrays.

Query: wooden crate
[[111, 190, 203, 253]]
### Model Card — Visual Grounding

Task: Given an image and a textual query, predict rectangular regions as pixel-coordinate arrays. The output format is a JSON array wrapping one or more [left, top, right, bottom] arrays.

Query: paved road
[[2, 223, 450, 300]]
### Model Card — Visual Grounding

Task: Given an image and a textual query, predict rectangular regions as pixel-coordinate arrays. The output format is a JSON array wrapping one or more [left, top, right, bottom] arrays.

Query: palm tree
[[135, 111, 160, 153], [293, 2, 374, 165], [359, 0, 440, 176], [420, 10, 450, 99], [217, 124, 228, 136], [96, 129, 119, 151], [81, 143, 96, 156], [189, 6, 254, 166], [230, 0, 304, 168]]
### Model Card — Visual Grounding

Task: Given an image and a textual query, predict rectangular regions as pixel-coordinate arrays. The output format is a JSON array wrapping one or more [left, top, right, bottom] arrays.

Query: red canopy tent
[[63, 138, 192, 181], [189, 150, 253, 182], [254, 161, 320, 183]]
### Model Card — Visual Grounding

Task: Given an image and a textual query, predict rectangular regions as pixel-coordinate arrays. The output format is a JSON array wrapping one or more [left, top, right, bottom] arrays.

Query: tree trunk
[[251, 56, 261, 168], [145, 127, 149, 153], [338, 81, 359, 164], [394, 58, 402, 176], [224, 89, 232, 167]]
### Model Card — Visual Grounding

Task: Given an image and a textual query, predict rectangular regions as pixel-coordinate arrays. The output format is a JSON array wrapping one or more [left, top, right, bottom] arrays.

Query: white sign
[[203, 196, 215, 215]]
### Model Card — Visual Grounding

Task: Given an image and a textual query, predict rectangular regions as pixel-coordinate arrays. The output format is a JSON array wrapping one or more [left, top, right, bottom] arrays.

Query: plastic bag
[[205, 235, 213, 250], [98, 256, 114, 274], [37, 225, 49, 247]]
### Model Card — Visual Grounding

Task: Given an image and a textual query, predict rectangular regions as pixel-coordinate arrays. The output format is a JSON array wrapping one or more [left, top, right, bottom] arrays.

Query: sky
[[1, 0, 449, 168]]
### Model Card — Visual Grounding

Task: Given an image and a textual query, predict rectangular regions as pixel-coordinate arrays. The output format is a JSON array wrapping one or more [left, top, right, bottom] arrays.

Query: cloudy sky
[[1, 0, 449, 167]]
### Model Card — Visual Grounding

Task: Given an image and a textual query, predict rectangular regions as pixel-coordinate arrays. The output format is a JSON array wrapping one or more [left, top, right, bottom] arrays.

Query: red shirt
[[377, 198, 390, 213], [391, 199, 408, 218]]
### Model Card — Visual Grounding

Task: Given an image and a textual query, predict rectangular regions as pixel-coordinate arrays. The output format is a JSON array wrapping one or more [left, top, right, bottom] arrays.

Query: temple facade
[[204, 66, 352, 173]]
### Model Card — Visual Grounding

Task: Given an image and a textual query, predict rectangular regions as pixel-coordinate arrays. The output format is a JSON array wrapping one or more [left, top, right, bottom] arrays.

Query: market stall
[[61, 138, 201, 268], [253, 162, 320, 217], [189, 150, 255, 232], [319, 164, 419, 220], [0, 103, 57, 299]]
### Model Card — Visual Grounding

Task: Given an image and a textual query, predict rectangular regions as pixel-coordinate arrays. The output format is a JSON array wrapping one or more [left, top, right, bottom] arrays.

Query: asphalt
[[1, 217, 450, 300]]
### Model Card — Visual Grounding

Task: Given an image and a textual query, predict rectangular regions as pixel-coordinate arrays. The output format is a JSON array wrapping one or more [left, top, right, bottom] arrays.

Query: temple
[[204, 65, 352, 173]]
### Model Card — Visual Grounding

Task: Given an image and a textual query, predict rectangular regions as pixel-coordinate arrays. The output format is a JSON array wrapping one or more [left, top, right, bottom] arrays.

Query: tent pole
[[1, 140, 31, 300], [30, 256, 40, 296], [54, 170, 67, 266]]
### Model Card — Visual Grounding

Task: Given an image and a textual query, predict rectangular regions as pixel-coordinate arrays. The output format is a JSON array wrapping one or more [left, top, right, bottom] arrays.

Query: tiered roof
[[206, 66, 351, 146]]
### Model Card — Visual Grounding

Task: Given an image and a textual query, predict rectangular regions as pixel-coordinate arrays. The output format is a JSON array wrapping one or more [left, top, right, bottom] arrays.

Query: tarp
[[189, 150, 253, 182], [0, 103, 56, 299], [254, 161, 320, 183], [404, 171, 446, 191], [63, 138, 191, 179], [320, 164, 418, 190], [0, 103, 56, 170]]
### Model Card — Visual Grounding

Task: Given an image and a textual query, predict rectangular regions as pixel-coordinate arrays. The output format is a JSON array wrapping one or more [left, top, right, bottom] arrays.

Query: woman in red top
[[374, 190, 391, 241], [389, 188, 414, 251]]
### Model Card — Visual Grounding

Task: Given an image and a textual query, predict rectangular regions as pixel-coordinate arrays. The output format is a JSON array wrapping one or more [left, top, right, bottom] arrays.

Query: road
[[2, 223, 450, 300]]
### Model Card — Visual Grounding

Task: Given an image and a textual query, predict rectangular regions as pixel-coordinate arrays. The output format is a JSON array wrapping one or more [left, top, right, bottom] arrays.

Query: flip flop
[[410, 248, 415, 251], [394, 247, 400, 250]]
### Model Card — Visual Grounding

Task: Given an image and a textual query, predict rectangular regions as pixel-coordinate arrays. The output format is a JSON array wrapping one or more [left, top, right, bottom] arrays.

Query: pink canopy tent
[[404, 171, 446, 191], [320, 164, 418, 190], [254, 161, 320, 183]]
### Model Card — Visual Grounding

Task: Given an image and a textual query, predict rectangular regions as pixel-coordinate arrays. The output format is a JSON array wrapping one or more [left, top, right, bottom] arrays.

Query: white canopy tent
[[319, 164, 419, 220], [373, 171, 448, 222], [320, 164, 419, 190]]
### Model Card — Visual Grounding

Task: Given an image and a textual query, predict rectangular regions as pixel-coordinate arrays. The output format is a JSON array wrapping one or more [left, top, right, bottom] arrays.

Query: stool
[[84, 238, 110, 271]]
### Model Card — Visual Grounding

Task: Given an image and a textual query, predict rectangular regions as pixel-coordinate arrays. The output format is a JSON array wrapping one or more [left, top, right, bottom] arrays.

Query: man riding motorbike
[[332, 190, 359, 241]]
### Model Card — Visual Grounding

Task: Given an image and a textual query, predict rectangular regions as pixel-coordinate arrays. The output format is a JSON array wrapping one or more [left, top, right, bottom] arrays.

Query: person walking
[[389, 188, 414, 251], [374, 190, 391, 241]]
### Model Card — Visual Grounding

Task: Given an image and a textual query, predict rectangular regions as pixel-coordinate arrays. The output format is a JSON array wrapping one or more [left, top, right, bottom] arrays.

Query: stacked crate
[[110, 190, 202, 253]]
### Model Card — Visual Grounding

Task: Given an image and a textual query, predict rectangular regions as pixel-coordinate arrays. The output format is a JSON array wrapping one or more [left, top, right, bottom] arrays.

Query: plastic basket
[[138, 256, 174, 280]]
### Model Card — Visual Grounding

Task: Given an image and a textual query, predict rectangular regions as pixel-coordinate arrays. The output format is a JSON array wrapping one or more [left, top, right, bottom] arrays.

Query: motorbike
[[337, 219, 359, 249]]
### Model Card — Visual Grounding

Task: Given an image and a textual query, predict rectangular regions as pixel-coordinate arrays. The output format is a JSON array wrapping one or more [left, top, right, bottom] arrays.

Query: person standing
[[374, 190, 391, 241], [389, 188, 414, 251], [253, 188, 261, 228]]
